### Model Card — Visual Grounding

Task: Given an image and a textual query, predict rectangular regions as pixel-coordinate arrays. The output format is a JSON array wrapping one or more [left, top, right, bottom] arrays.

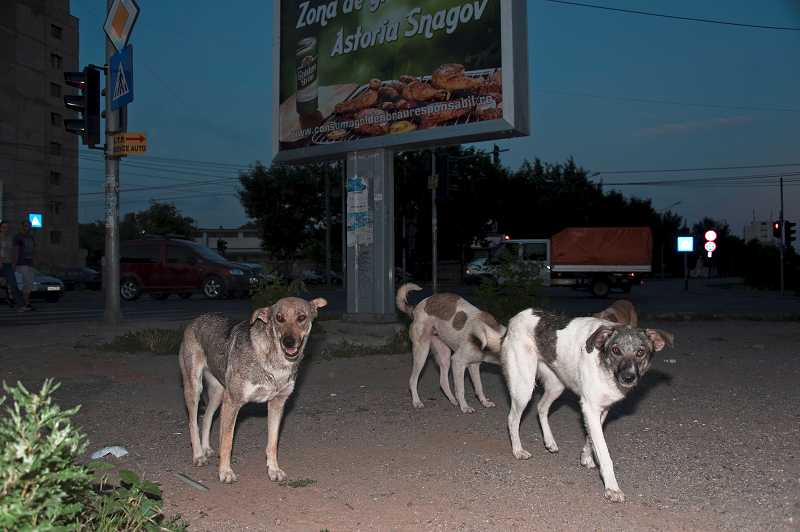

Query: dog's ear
[[250, 306, 272, 325], [586, 325, 616, 353], [646, 329, 674, 351], [311, 297, 328, 310]]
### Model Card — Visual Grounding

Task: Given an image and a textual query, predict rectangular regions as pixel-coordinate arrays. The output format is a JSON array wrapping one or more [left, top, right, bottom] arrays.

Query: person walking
[[0, 221, 26, 311], [13, 219, 35, 311]]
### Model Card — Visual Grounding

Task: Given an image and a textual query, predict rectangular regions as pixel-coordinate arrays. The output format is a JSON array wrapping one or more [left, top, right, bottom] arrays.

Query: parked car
[[0, 268, 65, 303], [464, 257, 491, 284], [300, 269, 343, 285], [119, 237, 260, 301], [58, 267, 101, 290]]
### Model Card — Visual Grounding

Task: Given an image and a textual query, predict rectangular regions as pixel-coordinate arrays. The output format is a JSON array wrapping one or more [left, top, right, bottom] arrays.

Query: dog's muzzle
[[282, 336, 300, 360], [616, 364, 638, 388]]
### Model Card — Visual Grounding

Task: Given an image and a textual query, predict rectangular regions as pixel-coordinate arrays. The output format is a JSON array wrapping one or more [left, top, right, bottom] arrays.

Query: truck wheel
[[591, 279, 610, 298]]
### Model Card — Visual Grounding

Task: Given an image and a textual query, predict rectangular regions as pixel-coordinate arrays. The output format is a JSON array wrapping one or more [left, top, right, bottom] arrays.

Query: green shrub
[[100, 328, 183, 355], [0, 380, 186, 531], [251, 278, 307, 309], [474, 262, 544, 323]]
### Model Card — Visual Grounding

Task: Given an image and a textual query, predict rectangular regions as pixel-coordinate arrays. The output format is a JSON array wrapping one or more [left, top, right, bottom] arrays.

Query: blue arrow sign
[[110, 45, 134, 110]]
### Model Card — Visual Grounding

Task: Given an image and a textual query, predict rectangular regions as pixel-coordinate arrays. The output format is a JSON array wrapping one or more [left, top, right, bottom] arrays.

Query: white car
[[0, 268, 65, 303]]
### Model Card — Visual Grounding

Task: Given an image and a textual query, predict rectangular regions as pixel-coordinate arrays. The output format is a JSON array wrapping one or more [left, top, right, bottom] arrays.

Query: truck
[[482, 227, 653, 297]]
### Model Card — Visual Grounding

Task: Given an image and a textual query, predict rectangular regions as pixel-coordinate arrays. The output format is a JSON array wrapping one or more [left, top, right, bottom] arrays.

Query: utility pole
[[430, 150, 438, 293], [779, 176, 784, 296], [104, 0, 123, 324], [324, 164, 331, 285]]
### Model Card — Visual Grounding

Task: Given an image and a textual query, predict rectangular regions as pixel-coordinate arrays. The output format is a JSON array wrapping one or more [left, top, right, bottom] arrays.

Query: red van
[[119, 237, 258, 300]]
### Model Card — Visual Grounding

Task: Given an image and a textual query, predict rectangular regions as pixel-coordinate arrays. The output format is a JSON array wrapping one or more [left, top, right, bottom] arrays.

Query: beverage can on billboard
[[273, 0, 529, 162]]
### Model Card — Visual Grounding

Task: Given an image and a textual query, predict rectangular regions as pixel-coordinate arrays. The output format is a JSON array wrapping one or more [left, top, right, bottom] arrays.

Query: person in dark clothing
[[0, 221, 26, 311], [13, 220, 35, 311]]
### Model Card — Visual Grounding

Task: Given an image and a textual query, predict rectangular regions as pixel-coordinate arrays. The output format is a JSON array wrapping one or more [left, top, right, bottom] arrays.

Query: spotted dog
[[396, 283, 505, 413], [500, 309, 673, 502], [593, 299, 639, 327], [178, 296, 326, 483]]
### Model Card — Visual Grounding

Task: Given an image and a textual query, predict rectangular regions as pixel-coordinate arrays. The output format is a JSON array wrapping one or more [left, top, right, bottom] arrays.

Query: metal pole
[[779, 176, 784, 296], [683, 252, 688, 292], [324, 165, 331, 285], [103, 0, 122, 325], [431, 150, 438, 293]]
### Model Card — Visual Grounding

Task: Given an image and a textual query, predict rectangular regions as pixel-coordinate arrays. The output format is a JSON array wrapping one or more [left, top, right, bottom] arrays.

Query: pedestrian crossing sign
[[110, 45, 134, 110], [28, 213, 43, 229]]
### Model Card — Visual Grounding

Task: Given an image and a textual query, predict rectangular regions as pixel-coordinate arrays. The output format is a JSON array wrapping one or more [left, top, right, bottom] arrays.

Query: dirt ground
[[2, 319, 799, 531]]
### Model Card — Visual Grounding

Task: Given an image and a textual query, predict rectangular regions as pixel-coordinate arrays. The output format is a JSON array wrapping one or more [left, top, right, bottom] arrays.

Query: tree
[[238, 162, 343, 262], [120, 201, 197, 239]]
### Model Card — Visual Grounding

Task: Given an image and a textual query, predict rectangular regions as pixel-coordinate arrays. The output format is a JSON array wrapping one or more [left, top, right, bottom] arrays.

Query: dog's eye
[[635, 349, 645, 358], [297, 315, 306, 323], [276, 314, 286, 323], [611, 346, 621, 356]]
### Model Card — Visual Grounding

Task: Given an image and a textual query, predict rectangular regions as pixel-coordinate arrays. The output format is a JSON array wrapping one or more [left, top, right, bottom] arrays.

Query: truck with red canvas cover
[[484, 227, 653, 297]]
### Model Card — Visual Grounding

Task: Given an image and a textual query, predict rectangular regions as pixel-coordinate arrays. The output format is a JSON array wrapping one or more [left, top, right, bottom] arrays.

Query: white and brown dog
[[500, 308, 673, 502], [593, 299, 639, 327], [396, 283, 505, 413]]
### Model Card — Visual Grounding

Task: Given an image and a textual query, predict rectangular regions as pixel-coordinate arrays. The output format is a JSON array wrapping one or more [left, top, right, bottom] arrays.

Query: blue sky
[[73, 0, 800, 236]]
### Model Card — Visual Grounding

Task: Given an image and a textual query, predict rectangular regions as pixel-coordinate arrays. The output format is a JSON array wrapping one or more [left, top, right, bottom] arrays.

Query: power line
[[595, 163, 800, 175], [603, 172, 800, 186], [543, 0, 800, 31]]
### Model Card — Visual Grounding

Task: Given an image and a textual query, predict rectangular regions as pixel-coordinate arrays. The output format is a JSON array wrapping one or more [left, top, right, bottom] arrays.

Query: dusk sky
[[73, 0, 800, 237]]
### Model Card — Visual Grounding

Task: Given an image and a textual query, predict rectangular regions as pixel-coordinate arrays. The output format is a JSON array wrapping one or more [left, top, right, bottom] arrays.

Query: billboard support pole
[[431, 150, 438, 294], [103, 0, 123, 325], [344, 149, 395, 322]]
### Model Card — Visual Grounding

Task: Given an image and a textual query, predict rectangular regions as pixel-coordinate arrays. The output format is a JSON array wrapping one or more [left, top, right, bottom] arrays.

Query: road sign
[[704, 230, 717, 242], [109, 45, 133, 110], [704, 241, 717, 252], [112, 132, 147, 157], [104, 0, 140, 52], [28, 213, 43, 229], [677, 236, 694, 252]]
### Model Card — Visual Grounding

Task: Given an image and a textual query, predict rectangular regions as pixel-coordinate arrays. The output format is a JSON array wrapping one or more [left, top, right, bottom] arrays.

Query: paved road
[[1, 278, 796, 328]]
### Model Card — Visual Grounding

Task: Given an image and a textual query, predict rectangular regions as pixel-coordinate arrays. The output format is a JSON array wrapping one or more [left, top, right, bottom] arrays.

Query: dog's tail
[[396, 282, 423, 318], [473, 321, 507, 354]]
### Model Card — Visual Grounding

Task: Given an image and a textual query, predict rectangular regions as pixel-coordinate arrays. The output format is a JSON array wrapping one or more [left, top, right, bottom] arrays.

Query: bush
[[101, 328, 183, 355], [251, 278, 307, 309], [0, 380, 185, 531], [474, 262, 544, 322]]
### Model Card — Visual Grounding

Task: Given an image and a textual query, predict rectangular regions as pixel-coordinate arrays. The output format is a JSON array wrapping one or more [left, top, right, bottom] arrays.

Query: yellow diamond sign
[[104, 0, 140, 52]]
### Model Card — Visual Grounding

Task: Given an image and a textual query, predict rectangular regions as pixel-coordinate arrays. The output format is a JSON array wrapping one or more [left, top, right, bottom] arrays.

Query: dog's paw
[[202, 446, 215, 458], [460, 404, 476, 414], [580, 449, 596, 469], [268, 466, 287, 482], [412, 400, 424, 409], [480, 399, 496, 408], [544, 441, 559, 454], [218, 468, 238, 484], [604, 488, 626, 503], [513, 448, 532, 460], [192, 455, 209, 467]]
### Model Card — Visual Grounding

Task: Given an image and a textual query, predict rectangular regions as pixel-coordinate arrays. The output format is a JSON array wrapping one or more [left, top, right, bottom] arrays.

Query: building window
[[50, 112, 62, 126], [49, 201, 63, 214], [49, 171, 62, 185], [50, 231, 62, 245], [49, 142, 61, 156], [50, 83, 61, 98], [50, 24, 63, 39], [50, 53, 63, 69]]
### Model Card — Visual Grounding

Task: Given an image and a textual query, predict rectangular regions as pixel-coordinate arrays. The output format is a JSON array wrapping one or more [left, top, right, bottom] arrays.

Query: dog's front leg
[[581, 401, 624, 502], [266, 393, 290, 482], [218, 391, 242, 484]]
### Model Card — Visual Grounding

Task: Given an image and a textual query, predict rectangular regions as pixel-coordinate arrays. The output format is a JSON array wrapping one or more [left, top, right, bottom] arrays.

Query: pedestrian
[[13, 219, 35, 311], [0, 221, 26, 311]]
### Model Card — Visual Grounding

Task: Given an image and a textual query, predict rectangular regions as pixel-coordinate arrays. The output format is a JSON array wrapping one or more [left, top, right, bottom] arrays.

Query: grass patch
[[319, 331, 410, 360], [100, 328, 183, 355], [279, 478, 316, 488]]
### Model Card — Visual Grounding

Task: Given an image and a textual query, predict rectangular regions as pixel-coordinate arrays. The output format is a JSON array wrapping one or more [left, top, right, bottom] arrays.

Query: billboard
[[273, 0, 529, 163]]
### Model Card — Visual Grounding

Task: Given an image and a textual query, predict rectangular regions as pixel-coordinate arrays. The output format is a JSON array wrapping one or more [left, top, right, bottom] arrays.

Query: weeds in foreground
[[0, 380, 185, 531]]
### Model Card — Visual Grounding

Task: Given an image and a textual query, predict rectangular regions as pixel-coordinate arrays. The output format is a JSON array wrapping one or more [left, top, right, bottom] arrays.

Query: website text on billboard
[[273, 0, 529, 163]]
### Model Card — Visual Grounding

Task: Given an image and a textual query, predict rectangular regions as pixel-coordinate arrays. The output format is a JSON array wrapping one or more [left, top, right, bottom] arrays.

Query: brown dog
[[178, 296, 326, 483], [396, 283, 505, 413], [593, 299, 638, 327]]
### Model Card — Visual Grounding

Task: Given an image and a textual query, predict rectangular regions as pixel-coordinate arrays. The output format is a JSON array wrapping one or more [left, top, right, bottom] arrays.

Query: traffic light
[[492, 144, 500, 165], [785, 221, 796, 247], [772, 221, 782, 238], [216, 239, 228, 256], [64, 67, 101, 146]]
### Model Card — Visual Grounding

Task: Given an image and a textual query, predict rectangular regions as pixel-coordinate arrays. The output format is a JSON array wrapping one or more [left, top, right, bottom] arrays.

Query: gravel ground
[[2, 320, 799, 531]]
